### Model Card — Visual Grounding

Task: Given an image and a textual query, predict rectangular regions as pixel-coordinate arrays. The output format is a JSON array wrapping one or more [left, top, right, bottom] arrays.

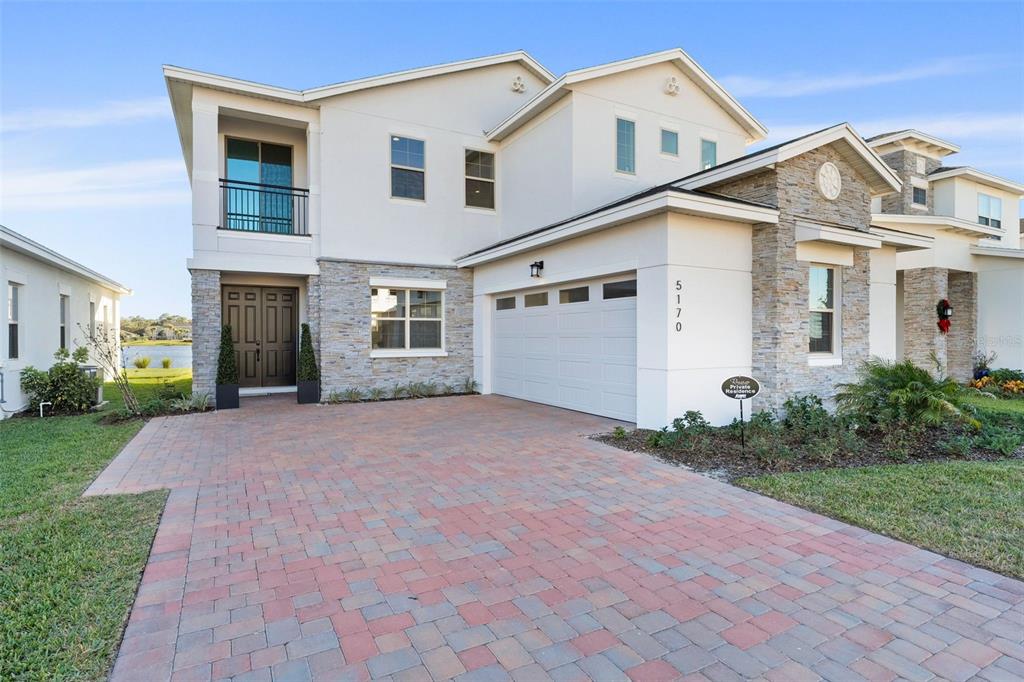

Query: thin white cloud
[[0, 97, 170, 133], [760, 113, 1024, 146], [1, 158, 189, 210], [722, 56, 992, 98]]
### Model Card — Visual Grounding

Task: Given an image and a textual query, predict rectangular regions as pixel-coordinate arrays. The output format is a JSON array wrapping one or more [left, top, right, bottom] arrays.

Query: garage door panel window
[[559, 286, 589, 304], [525, 292, 548, 307], [496, 296, 516, 310], [371, 287, 442, 350], [603, 280, 636, 299]]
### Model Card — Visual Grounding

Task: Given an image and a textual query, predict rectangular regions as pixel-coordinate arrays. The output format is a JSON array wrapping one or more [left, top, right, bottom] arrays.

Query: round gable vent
[[817, 162, 842, 200]]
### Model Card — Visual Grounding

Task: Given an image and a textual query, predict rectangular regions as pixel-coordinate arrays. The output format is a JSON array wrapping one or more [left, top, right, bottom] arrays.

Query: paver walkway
[[88, 395, 1024, 681]]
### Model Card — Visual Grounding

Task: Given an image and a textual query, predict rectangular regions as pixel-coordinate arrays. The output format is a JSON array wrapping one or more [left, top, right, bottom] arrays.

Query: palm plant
[[836, 358, 978, 429]]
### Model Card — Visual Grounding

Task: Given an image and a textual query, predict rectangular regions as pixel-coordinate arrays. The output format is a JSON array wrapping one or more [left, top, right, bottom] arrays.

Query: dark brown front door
[[222, 286, 297, 388]]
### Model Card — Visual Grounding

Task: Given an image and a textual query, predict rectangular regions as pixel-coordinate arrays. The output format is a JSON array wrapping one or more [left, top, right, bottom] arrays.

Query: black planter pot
[[297, 380, 320, 405], [216, 384, 239, 409]]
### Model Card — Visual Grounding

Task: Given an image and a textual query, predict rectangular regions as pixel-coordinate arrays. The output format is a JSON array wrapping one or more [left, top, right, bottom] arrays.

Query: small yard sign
[[721, 375, 760, 400], [721, 375, 760, 450]]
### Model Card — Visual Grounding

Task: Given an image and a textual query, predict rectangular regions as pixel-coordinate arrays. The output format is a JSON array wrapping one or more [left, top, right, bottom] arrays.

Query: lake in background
[[122, 344, 192, 371]]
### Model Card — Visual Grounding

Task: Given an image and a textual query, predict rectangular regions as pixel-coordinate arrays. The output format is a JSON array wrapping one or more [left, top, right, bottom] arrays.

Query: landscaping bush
[[19, 348, 99, 415], [161, 357, 172, 369], [297, 323, 319, 383], [216, 326, 238, 385], [132, 356, 151, 369]]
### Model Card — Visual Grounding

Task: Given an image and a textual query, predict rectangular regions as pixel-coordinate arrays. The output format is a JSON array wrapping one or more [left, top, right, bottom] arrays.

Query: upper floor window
[[390, 136, 425, 200], [226, 139, 293, 186], [465, 150, 495, 209], [912, 186, 927, 206], [660, 129, 678, 156], [809, 265, 837, 354], [978, 193, 1002, 229], [225, 139, 296, 233], [89, 301, 96, 338], [700, 139, 717, 170], [7, 283, 19, 360], [616, 118, 635, 174], [371, 287, 442, 350], [59, 295, 69, 350]]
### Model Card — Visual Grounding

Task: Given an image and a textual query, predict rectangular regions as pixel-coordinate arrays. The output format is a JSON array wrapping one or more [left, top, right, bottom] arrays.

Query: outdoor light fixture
[[530, 260, 544, 278]]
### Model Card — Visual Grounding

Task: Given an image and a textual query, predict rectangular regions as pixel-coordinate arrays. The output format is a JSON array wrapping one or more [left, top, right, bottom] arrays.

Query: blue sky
[[2, 1, 1022, 317]]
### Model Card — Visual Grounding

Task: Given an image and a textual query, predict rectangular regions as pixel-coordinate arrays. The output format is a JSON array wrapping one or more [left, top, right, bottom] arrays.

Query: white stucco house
[[0, 226, 130, 418], [165, 49, 1024, 426]]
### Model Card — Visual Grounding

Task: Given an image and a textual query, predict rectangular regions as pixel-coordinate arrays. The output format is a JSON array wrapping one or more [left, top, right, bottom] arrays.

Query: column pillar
[[947, 271, 977, 382], [191, 269, 221, 403], [902, 267, 948, 373]]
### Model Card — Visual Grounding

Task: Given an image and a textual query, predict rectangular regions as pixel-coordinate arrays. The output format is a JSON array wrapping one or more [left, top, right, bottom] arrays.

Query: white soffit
[[795, 221, 882, 249], [486, 48, 768, 143], [678, 123, 903, 196], [869, 227, 935, 252], [970, 245, 1024, 259], [870, 213, 1005, 239], [927, 167, 1024, 196], [865, 129, 961, 159], [0, 225, 132, 294]]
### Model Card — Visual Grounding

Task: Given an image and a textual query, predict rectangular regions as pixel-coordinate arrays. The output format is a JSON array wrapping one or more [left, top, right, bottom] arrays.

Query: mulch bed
[[593, 427, 1015, 482]]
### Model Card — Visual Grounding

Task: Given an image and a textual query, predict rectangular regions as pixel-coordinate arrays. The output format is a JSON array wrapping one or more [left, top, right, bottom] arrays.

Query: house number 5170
[[673, 280, 682, 332]]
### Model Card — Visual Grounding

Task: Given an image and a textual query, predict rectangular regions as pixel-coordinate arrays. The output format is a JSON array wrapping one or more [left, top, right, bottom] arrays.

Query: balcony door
[[222, 286, 297, 388], [225, 139, 294, 233]]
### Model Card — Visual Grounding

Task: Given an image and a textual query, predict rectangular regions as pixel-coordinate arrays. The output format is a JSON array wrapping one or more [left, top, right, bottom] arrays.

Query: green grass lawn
[[123, 339, 192, 346], [0, 373, 192, 679], [740, 398, 1024, 579]]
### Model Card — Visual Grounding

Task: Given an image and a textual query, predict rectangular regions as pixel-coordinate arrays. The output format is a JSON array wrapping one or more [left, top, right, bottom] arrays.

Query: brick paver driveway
[[88, 395, 1023, 682]]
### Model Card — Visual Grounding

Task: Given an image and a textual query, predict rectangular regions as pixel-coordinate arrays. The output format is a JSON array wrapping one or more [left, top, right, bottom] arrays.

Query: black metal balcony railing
[[220, 179, 309, 235]]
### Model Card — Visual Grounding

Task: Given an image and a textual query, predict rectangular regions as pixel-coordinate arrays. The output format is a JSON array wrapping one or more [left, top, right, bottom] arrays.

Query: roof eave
[[0, 226, 132, 295]]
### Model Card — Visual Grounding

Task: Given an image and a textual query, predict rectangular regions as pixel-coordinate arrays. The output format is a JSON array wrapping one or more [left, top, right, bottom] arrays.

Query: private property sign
[[721, 375, 760, 400]]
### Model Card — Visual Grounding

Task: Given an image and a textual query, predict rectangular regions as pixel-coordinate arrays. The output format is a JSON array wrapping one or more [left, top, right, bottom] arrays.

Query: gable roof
[[485, 48, 768, 143], [865, 129, 960, 158], [1, 225, 131, 294], [675, 123, 903, 196], [927, 166, 1024, 196], [163, 51, 555, 106]]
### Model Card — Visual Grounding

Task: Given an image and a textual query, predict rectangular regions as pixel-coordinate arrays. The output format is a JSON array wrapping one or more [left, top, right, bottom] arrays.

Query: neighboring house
[[0, 226, 130, 418], [165, 49, 1024, 427]]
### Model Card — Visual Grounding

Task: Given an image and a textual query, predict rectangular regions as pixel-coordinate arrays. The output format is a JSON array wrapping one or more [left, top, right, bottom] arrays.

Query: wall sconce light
[[530, 260, 544, 278]]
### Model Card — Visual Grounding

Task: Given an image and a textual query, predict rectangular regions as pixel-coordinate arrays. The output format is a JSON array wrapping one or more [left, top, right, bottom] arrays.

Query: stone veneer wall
[[878, 149, 941, 215], [902, 267, 948, 372], [947, 271, 978, 382], [306, 274, 321, 360], [316, 259, 473, 395], [710, 145, 873, 411], [190, 269, 221, 403]]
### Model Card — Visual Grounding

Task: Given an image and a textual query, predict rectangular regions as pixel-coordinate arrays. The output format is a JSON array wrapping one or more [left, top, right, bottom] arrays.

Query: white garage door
[[492, 276, 637, 421]]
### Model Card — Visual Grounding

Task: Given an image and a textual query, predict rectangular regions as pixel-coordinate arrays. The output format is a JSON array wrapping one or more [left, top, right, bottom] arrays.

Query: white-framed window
[[89, 300, 96, 338], [616, 118, 635, 174], [390, 135, 425, 200], [660, 129, 678, 156], [700, 139, 717, 170], [809, 265, 839, 355], [59, 294, 69, 350], [7, 282, 19, 360], [465, 149, 495, 209], [912, 186, 927, 206], [978, 193, 1002, 229], [370, 287, 442, 350]]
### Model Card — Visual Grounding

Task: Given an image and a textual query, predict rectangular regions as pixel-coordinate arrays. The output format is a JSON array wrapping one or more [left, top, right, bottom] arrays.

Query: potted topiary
[[216, 325, 239, 409], [296, 323, 320, 404]]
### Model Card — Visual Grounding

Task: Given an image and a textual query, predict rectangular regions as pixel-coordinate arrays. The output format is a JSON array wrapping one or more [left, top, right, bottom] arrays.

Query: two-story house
[[165, 49, 1024, 427]]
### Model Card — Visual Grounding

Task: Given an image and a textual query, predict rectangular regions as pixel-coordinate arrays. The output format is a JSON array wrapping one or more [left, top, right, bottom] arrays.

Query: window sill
[[808, 355, 842, 367], [371, 349, 448, 359]]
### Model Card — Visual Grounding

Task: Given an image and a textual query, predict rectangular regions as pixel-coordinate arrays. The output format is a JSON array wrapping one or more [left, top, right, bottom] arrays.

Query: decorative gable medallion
[[511, 76, 527, 94], [816, 162, 842, 200], [664, 76, 680, 96]]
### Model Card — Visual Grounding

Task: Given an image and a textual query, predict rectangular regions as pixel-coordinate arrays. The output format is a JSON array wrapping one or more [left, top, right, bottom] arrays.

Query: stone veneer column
[[902, 267, 948, 373], [947, 271, 977, 382], [306, 274, 321, 360], [190, 269, 221, 403]]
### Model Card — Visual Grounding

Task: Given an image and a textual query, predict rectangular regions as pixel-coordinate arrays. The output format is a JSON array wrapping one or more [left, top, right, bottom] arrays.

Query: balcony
[[220, 179, 309, 236]]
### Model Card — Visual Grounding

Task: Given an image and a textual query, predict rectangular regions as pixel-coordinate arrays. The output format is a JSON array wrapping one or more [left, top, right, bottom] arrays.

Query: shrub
[[169, 392, 211, 413], [297, 323, 319, 383], [133, 356, 151, 369], [156, 380, 179, 401], [367, 387, 387, 401], [837, 358, 978, 429], [325, 390, 344, 404], [612, 426, 628, 440], [939, 435, 973, 458], [216, 326, 238, 385], [461, 377, 479, 394], [161, 357, 172, 369], [19, 347, 98, 415], [989, 368, 1024, 384], [782, 395, 832, 435], [975, 427, 1024, 456], [341, 387, 363, 402], [390, 384, 407, 400]]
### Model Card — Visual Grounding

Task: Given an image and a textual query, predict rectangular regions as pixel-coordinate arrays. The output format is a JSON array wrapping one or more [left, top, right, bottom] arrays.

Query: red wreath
[[936, 299, 952, 334]]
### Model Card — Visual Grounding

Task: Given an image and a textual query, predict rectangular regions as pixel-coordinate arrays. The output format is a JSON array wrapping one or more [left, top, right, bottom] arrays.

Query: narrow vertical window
[[912, 186, 927, 206], [978, 193, 1002, 229], [616, 118, 635, 174], [59, 295, 69, 350], [700, 139, 717, 170], [89, 301, 96, 338], [465, 150, 495, 209], [390, 136, 425, 200], [809, 266, 837, 354], [7, 283, 19, 360], [660, 129, 678, 156]]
